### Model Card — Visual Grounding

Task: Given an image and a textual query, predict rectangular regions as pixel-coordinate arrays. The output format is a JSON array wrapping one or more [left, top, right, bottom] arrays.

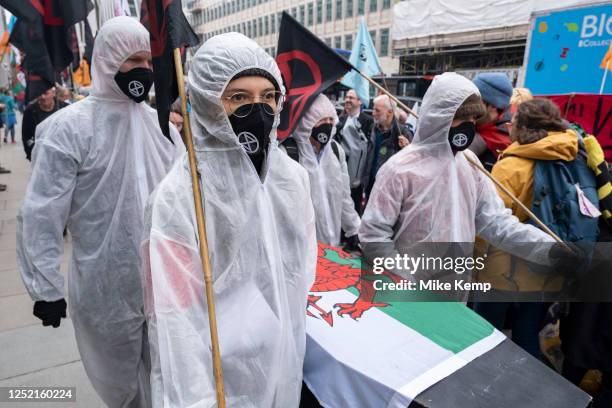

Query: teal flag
[[340, 18, 381, 105]]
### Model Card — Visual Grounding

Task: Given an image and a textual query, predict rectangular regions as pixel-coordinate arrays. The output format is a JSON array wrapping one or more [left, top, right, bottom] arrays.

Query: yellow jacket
[[477, 130, 578, 292]]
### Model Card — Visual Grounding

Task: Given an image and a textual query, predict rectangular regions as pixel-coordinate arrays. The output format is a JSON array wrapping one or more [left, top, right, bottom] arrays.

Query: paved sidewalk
[[0, 123, 104, 407]]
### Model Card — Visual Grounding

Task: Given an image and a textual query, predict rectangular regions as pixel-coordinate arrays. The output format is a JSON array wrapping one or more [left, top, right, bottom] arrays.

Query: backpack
[[281, 137, 340, 163], [530, 139, 599, 242]]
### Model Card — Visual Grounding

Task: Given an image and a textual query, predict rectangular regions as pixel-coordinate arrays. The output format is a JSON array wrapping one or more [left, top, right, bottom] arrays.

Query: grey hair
[[373, 94, 396, 111]]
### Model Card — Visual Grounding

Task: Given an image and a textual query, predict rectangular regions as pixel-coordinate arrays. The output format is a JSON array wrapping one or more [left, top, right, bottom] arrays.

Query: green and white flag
[[304, 244, 505, 407]]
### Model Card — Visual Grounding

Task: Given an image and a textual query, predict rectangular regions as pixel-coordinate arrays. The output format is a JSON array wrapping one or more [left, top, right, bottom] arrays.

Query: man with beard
[[335, 89, 373, 214], [362, 94, 411, 198]]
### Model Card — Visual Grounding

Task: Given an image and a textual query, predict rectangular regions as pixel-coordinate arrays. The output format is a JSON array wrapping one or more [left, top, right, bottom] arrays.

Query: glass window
[[258, 17, 263, 37], [344, 34, 352, 49], [271, 46, 276, 56], [358, 0, 364, 15], [334, 35, 342, 48], [324, 37, 331, 46], [369, 29, 376, 46], [369, 0, 377, 12], [299, 5, 305, 24], [382, 0, 390, 9], [278, 12, 283, 31], [346, 0, 353, 17], [291, 7, 297, 17], [271, 13, 276, 33], [380, 28, 389, 56], [316, 0, 323, 23], [335, 0, 342, 19], [326, 0, 332, 22], [308, 3, 314, 25]]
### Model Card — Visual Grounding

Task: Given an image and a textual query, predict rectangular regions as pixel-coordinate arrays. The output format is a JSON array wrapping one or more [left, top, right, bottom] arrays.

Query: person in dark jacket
[[22, 87, 68, 161], [362, 94, 411, 197], [335, 89, 374, 214], [560, 301, 612, 407]]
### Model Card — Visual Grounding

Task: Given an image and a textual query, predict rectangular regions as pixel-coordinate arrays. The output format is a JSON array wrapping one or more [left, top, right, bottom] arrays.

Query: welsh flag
[[304, 245, 588, 407]]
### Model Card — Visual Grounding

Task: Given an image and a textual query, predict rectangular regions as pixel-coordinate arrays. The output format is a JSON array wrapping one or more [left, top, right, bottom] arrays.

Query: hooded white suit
[[16, 17, 183, 407], [287, 94, 360, 245], [359, 73, 554, 274], [141, 33, 317, 407]]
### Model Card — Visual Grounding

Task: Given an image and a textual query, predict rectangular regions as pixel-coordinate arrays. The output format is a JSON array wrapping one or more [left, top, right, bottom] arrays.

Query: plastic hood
[[90, 16, 151, 101], [187, 33, 286, 151]]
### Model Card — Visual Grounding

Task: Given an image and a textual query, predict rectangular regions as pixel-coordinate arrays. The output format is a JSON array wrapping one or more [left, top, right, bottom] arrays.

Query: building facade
[[186, 0, 399, 74]]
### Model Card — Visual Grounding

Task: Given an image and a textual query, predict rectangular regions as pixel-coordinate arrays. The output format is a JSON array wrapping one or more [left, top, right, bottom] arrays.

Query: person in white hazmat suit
[[359, 72, 577, 281], [283, 93, 361, 248], [16, 17, 183, 408], [141, 33, 317, 407]]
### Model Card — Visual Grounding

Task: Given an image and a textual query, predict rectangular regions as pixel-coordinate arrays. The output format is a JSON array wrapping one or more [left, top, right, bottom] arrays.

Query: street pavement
[[0, 117, 104, 407]]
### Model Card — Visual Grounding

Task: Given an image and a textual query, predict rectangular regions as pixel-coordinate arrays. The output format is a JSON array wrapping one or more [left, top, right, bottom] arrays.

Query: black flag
[[2, 0, 92, 102], [275, 12, 351, 140], [141, 0, 199, 140], [0, 0, 43, 22]]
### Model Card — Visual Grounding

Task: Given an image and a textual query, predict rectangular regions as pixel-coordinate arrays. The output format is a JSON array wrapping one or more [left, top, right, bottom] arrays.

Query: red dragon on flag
[[310, 244, 401, 326]]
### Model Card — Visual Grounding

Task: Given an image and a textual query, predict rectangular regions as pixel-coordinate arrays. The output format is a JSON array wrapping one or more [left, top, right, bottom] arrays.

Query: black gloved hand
[[548, 242, 585, 276], [33, 299, 67, 328], [344, 234, 361, 252]]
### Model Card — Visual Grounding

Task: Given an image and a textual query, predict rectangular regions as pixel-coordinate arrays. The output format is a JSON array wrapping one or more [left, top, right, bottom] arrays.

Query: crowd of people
[[6, 15, 611, 408]]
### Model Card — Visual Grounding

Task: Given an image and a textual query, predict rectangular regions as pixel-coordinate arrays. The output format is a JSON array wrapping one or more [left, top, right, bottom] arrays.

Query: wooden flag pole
[[463, 154, 571, 251], [353, 67, 418, 118], [172, 48, 227, 408], [356, 72, 570, 249]]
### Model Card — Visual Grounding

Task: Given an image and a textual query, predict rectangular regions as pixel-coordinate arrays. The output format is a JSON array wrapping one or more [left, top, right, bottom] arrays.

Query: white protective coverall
[[359, 73, 554, 274], [16, 17, 183, 408], [141, 33, 317, 407], [288, 94, 360, 245]]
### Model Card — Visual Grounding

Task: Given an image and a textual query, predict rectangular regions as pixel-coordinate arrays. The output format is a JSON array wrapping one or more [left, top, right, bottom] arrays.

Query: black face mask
[[448, 121, 476, 153], [114, 67, 154, 103], [311, 123, 333, 146], [228, 103, 275, 175]]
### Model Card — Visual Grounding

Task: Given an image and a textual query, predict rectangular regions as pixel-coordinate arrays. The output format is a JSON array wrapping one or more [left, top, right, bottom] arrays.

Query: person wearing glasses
[[141, 33, 317, 407]]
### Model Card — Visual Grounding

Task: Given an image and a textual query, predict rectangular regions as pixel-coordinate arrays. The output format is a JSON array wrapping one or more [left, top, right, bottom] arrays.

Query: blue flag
[[340, 18, 381, 106]]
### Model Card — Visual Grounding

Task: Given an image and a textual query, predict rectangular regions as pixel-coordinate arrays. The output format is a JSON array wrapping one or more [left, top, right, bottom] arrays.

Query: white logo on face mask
[[317, 133, 329, 144], [128, 80, 145, 97], [452, 133, 469, 148], [238, 131, 260, 154]]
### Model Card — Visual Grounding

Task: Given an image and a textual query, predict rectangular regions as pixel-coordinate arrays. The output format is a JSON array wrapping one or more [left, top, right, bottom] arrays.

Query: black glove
[[548, 242, 585, 276], [344, 234, 361, 252], [33, 299, 67, 328]]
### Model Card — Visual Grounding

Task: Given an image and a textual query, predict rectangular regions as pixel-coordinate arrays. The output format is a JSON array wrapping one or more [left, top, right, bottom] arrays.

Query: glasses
[[222, 91, 284, 118]]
